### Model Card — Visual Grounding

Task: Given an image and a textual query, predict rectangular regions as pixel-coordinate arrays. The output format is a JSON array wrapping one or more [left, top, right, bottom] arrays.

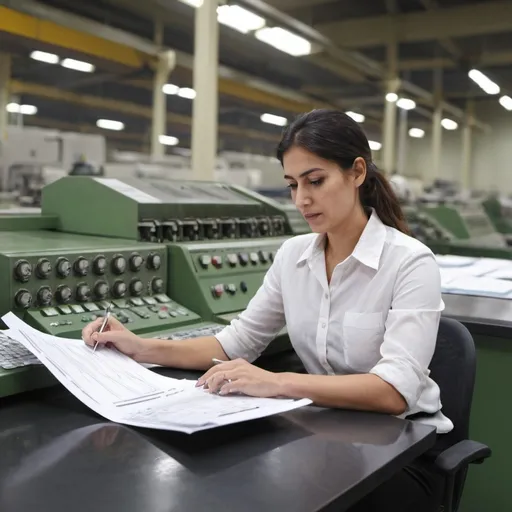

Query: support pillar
[[431, 69, 443, 184], [396, 107, 408, 175], [382, 41, 398, 174], [461, 99, 474, 190], [151, 22, 175, 160], [191, 0, 219, 181], [0, 53, 11, 142]]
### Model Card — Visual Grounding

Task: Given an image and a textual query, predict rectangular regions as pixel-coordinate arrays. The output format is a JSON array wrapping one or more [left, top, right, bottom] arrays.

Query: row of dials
[[14, 276, 165, 308], [13, 252, 162, 283]]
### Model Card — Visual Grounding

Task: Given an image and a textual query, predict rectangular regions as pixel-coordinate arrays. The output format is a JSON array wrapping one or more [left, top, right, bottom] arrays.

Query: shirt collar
[[296, 209, 388, 270]]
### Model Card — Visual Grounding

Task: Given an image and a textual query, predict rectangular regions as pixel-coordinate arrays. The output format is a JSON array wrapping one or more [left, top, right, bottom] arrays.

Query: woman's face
[[283, 146, 366, 233]]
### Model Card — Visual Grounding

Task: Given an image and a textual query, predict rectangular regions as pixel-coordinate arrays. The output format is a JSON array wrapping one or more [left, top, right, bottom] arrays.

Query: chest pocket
[[342, 312, 385, 372]]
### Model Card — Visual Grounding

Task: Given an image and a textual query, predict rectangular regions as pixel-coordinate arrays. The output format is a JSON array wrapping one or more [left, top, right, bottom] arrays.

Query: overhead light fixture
[[499, 95, 512, 111], [217, 5, 265, 34], [6, 103, 38, 115], [260, 113, 287, 126], [345, 111, 365, 123], [369, 140, 382, 151], [468, 69, 500, 95], [441, 118, 458, 130], [385, 92, 398, 103], [396, 98, 416, 110], [409, 128, 425, 138], [159, 135, 180, 146], [30, 50, 59, 64], [178, 0, 203, 6], [96, 119, 124, 131], [255, 27, 311, 57], [162, 83, 180, 95], [177, 87, 196, 99], [61, 58, 95, 73]]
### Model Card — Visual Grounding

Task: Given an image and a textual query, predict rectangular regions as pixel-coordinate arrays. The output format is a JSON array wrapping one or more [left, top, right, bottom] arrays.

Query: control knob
[[36, 258, 52, 279], [147, 253, 162, 270], [94, 280, 110, 300], [93, 255, 107, 275], [14, 260, 32, 282], [74, 257, 89, 276], [15, 289, 32, 309], [112, 281, 127, 298], [56, 285, 72, 304], [56, 258, 71, 278], [130, 279, 144, 296], [151, 277, 164, 294], [129, 253, 144, 272], [112, 255, 127, 275], [76, 283, 91, 302], [37, 286, 53, 306]]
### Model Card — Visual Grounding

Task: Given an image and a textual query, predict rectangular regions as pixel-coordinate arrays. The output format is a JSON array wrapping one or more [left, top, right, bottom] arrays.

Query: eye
[[286, 183, 298, 190], [310, 178, 324, 186]]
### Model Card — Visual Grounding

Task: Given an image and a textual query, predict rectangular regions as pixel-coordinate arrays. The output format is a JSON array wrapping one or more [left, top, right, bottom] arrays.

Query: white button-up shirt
[[216, 210, 453, 433]]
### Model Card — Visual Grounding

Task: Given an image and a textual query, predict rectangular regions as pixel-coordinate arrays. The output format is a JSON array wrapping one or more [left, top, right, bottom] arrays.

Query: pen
[[212, 358, 227, 365], [93, 303, 112, 352]]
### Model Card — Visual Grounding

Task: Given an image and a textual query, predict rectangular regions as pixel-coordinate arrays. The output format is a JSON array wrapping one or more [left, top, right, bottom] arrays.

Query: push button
[[58, 305, 72, 315], [154, 294, 171, 303], [250, 252, 259, 265], [42, 307, 59, 317], [240, 281, 248, 293], [143, 296, 157, 305], [211, 284, 224, 298], [70, 304, 85, 314], [238, 253, 249, 266], [83, 302, 100, 312], [227, 254, 238, 267], [130, 297, 145, 307], [225, 284, 237, 295], [199, 255, 211, 268], [211, 255, 223, 268]]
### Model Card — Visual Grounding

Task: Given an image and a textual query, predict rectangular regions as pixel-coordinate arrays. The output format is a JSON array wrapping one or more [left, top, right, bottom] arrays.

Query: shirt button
[[321, 323, 326, 328], [324, 293, 328, 299]]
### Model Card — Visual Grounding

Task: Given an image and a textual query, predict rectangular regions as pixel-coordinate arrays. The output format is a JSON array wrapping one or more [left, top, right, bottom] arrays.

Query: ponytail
[[359, 164, 409, 234]]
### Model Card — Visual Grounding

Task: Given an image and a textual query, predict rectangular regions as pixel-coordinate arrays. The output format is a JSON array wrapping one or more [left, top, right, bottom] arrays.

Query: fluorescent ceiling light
[[30, 50, 59, 64], [162, 83, 180, 95], [178, 87, 196, 99], [255, 27, 311, 57], [409, 128, 425, 138], [159, 135, 180, 146], [217, 5, 265, 34], [96, 119, 124, 131], [468, 69, 500, 95], [178, 0, 203, 6], [260, 113, 287, 126], [369, 140, 382, 151], [346, 111, 365, 123], [396, 98, 416, 110], [499, 95, 512, 111], [6, 103, 37, 115], [385, 92, 398, 103], [441, 118, 458, 130], [61, 58, 95, 73]]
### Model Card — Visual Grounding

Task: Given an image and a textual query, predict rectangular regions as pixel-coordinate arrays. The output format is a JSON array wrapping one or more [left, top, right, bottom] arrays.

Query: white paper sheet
[[2, 313, 311, 433]]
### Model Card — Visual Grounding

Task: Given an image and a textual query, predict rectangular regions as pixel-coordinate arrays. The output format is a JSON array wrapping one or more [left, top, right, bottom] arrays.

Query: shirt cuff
[[369, 358, 424, 411], [214, 325, 257, 362]]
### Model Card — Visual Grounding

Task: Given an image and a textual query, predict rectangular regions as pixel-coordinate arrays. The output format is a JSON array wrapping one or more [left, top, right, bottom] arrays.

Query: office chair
[[429, 317, 492, 512]]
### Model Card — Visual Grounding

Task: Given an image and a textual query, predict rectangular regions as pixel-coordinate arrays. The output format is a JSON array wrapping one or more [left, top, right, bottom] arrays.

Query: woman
[[83, 109, 452, 511]]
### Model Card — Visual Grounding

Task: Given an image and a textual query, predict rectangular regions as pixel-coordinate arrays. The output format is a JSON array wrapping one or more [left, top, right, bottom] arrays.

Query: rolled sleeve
[[214, 243, 287, 362], [369, 250, 444, 411]]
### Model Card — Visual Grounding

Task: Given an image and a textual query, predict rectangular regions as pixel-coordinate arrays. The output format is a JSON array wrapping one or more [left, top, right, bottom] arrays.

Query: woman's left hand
[[196, 358, 283, 397]]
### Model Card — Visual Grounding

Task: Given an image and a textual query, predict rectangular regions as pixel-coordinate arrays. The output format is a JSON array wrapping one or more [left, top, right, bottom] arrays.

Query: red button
[[212, 256, 223, 268]]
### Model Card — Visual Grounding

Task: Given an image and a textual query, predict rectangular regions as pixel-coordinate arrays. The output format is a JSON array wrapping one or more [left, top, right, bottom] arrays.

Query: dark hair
[[277, 109, 409, 234]]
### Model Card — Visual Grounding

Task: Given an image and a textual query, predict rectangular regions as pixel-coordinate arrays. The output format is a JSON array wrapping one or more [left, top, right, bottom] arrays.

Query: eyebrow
[[283, 167, 325, 180]]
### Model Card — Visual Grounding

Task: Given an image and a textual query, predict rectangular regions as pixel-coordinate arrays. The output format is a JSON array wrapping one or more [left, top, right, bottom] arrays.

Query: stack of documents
[[1, 313, 311, 434]]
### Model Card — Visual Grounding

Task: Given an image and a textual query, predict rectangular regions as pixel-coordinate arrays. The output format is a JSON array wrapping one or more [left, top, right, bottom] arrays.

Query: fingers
[[82, 317, 105, 346], [196, 358, 245, 387], [204, 368, 240, 394]]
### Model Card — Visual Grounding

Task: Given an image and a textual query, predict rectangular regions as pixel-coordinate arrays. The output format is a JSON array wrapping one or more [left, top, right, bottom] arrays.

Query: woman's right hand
[[81, 316, 145, 359]]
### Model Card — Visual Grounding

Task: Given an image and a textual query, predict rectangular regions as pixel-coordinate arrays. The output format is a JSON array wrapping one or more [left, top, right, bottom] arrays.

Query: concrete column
[[396, 107, 408, 175], [151, 22, 175, 160], [382, 42, 398, 174], [461, 99, 474, 190], [191, 0, 219, 181], [0, 53, 11, 142], [431, 69, 443, 184]]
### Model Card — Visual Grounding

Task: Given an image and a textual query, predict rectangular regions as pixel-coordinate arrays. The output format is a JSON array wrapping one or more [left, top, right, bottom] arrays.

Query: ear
[[352, 157, 367, 188]]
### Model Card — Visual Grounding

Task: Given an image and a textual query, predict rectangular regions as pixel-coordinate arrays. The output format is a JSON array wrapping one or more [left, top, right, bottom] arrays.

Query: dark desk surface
[[0, 368, 436, 512]]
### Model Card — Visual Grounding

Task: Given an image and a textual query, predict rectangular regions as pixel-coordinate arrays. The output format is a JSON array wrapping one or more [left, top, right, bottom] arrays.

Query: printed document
[[2, 313, 311, 434]]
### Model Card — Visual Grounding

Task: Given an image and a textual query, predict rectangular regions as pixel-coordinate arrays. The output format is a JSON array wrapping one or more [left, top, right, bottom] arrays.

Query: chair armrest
[[435, 440, 491, 475]]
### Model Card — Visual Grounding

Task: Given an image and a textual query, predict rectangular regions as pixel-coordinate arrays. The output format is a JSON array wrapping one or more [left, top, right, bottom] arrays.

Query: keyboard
[[0, 331, 41, 370]]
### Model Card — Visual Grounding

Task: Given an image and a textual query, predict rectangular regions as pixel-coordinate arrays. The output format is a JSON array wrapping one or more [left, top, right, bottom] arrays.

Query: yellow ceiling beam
[[9, 80, 280, 143], [0, 7, 147, 68]]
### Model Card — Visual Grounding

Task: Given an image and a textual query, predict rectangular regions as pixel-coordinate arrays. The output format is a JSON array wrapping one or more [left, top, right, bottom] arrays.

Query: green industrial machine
[[482, 196, 512, 237]]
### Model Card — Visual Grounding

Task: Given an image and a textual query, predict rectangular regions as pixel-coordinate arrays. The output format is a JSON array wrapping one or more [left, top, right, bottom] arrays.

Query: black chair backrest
[[429, 317, 477, 452]]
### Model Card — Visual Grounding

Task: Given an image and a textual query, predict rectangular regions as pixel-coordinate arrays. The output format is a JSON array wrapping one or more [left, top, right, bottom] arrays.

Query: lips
[[304, 213, 321, 220]]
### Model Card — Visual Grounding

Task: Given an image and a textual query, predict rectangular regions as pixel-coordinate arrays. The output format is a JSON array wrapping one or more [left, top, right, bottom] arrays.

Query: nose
[[294, 184, 312, 208]]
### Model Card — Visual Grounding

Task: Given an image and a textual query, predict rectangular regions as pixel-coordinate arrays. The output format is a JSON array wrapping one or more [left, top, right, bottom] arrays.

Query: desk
[[0, 368, 436, 512]]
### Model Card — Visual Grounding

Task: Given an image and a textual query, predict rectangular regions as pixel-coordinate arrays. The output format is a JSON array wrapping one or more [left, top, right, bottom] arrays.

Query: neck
[[325, 205, 369, 263]]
